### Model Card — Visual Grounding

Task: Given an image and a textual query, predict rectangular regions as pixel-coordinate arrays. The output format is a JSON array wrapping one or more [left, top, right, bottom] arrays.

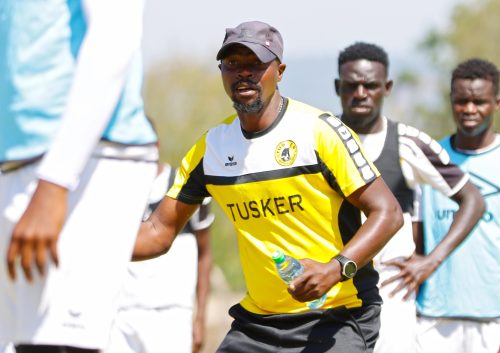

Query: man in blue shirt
[[415, 58, 500, 353]]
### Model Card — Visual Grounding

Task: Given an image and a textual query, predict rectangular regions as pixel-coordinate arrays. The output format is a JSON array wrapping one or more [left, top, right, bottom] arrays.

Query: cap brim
[[216, 42, 277, 63]]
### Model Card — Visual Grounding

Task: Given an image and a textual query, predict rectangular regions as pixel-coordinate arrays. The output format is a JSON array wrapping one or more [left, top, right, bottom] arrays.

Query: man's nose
[[464, 101, 477, 113], [354, 85, 367, 98], [237, 64, 255, 78]]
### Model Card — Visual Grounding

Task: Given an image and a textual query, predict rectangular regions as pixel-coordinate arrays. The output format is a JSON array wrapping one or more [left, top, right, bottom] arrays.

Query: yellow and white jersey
[[168, 98, 381, 314]]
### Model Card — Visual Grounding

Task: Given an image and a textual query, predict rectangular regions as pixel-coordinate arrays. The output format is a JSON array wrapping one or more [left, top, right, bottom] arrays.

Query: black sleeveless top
[[373, 119, 414, 213]]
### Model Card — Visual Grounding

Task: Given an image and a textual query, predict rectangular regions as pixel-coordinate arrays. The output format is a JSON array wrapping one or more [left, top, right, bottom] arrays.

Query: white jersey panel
[[204, 103, 318, 177]]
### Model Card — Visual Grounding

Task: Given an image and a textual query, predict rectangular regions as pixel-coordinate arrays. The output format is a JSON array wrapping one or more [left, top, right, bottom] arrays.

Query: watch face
[[344, 261, 357, 278]]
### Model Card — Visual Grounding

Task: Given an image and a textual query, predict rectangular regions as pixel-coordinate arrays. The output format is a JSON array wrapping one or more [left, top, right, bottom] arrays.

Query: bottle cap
[[271, 249, 285, 264]]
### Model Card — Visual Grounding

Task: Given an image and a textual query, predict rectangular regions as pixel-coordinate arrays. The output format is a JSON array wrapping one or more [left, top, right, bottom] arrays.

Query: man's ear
[[385, 79, 394, 96], [277, 63, 286, 82], [334, 79, 341, 96], [218, 63, 222, 71]]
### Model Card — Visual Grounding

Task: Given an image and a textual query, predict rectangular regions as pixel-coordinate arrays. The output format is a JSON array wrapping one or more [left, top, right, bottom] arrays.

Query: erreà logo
[[225, 155, 237, 167], [275, 140, 298, 166]]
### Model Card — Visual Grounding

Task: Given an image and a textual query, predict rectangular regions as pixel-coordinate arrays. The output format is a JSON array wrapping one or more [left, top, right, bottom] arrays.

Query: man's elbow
[[132, 222, 174, 261], [458, 181, 486, 219], [143, 232, 174, 260], [391, 203, 404, 234], [472, 184, 487, 216], [380, 195, 404, 238], [476, 193, 487, 219], [156, 236, 173, 257], [132, 239, 172, 261]]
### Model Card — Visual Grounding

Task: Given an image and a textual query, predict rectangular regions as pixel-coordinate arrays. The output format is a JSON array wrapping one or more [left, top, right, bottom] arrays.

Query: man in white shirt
[[0, 1, 158, 352], [106, 163, 214, 353], [334, 42, 484, 353]]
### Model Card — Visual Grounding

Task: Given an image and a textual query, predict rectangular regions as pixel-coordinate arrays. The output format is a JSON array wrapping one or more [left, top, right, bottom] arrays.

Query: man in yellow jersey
[[133, 21, 403, 353]]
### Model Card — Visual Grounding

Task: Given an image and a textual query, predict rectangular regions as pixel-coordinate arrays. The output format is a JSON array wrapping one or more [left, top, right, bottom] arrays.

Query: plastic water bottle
[[271, 249, 327, 309]]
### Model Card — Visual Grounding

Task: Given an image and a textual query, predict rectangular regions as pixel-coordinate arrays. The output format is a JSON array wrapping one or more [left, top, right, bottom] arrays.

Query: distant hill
[[280, 55, 339, 113], [279, 52, 440, 129]]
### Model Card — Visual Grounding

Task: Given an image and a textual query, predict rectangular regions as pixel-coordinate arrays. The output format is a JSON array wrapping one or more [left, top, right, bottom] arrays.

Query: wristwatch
[[333, 254, 357, 281]]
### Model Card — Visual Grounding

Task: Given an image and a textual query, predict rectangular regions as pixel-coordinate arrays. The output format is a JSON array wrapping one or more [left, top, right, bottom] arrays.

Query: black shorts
[[216, 304, 381, 353]]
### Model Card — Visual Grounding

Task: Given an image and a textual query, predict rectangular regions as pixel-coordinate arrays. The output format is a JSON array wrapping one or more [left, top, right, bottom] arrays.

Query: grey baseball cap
[[216, 21, 284, 63]]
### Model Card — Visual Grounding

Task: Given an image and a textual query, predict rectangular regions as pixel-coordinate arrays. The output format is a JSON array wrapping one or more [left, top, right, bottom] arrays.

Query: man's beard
[[458, 116, 492, 137], [233, 96, 264, 114], [231, 79, 263, 114]]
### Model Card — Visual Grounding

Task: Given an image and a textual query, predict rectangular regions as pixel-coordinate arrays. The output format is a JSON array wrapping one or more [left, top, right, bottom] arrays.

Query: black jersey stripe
[[316, 151, 344, 197], [337, 198, 381, 304], [205, 164, 322, 186], [319, 113, 378, 184], [177, 159, 210, 204]]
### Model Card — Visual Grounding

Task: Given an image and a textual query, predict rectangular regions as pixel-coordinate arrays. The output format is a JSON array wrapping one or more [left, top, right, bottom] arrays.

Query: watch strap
[[333, 253, 357, 281]]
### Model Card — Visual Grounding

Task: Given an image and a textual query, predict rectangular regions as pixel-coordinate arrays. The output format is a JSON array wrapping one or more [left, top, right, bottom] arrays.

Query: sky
[[142, 0, 467, 114], [143, 0, 465, 63]]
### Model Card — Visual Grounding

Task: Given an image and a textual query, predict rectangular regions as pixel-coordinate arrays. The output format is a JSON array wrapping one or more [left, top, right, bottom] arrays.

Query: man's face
[[335, 59, 392, 130], [451, 78, 500, 137], [219, 44, 284, 114]]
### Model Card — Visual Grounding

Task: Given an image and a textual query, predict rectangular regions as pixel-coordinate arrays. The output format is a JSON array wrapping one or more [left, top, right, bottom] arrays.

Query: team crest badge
[[275, 140, 298, 166]]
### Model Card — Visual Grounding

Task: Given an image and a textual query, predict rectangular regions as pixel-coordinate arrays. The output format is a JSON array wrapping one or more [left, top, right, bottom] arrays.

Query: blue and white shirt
[[0, 0, 157, 188], [417, 134, 500, 320]]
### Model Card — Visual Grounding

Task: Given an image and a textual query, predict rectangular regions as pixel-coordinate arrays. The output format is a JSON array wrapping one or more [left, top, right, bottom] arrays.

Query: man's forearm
[[428, 182, 484, 265], [341, 207, 403, 268]]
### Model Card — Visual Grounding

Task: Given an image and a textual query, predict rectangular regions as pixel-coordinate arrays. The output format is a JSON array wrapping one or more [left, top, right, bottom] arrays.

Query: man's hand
[[288, 258, 340, 302], [381, 252, 440, 300], [7, 180, 68, 281], [192, 314, 205, 353]]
